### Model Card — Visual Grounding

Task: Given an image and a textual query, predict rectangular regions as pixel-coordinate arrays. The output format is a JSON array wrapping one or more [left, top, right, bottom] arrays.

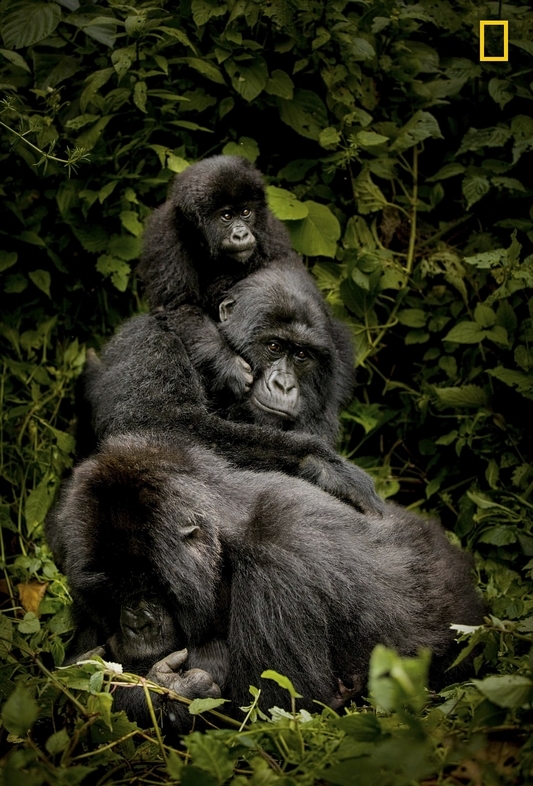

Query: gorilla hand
[[299, 451, 385, 516], [147, 649, 221, 700]]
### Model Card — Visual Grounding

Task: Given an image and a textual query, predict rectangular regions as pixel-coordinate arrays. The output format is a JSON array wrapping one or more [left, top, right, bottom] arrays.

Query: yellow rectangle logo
[[480, 20, 509, 61]]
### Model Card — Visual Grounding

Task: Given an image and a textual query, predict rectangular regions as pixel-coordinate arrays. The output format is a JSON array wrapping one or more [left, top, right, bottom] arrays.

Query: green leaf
[[427, 163, 466, 181], [25, 474, 54, 532], [191, 0, 227, 26], [319, 126, 341, 148], [0, 613, 14, 656], [472, 675, 533, 708], [433, 385, 489, 408], [355, 130, 389, 147], [443, 321, 486, 343], [261, 670, 303, 699], [185, 732, 235, 784], [266, 186, 308, 220], [0, 47, 31, 72], [287, 201, 341, 258], [188, 697, 229, 715], [463, 175, 490, 209], [96, 255, 131, 292], [226, 56, 268, 102], [389, 110, 443, 152], [265, 69, 294, 99], [474, 303, 496, 328], [279, 89, 328, 141], [108, 234, 141, 261], [119, 211, 144, 238], [19, 612, 41, 634], [352, 170, 388, 214], [46, 729, 70, 755], [397, 309, 427, 328], [478, 527, 516, 546], [488, 367, 533, 400], [2, 2, 61, 49], [184, 58, 226, 85], [0, 251, 17, 273], [222, 137, 260, 162], [2, 685, 39, 736], [488, 78, 514, 109], [111, 47, 134, 80], [133, 81, 147, 113]]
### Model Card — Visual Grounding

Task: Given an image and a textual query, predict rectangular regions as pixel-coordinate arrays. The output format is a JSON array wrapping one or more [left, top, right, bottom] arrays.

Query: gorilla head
[[137, 155, 293, 311], [218, 265, 355, 442]]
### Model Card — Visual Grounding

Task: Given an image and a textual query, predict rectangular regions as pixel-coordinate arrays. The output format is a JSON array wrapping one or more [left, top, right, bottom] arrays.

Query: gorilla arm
[[83, 312, 384, 515]]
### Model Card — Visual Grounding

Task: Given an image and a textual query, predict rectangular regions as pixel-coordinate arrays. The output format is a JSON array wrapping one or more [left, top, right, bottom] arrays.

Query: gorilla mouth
[[226, 246, 255, 263], [253, 396, 294, 420]]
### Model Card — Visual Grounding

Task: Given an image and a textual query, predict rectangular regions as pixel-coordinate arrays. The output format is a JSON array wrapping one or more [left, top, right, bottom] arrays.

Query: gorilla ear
[[219, 297, 236, 323]]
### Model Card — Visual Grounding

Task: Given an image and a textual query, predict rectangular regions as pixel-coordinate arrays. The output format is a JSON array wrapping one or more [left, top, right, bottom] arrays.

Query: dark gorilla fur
[[137, 155, 300, 399], [218, 265, 355, 442], [47, 433, 484, 734], [81, 292, 383, 515]]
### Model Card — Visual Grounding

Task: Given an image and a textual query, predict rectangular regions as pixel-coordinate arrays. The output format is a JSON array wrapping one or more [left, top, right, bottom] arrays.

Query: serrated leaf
[[266, 186, 308, 220], [19, 612, 41, 634], [222, 137, 259, 162], [185, 732, 235, 783], [474, 303, 496, 328], [352, 169, 388, 214], [191, 0, 227, 26], [96, 255, 131, 292], [25, 475, 54, 532], [397, 308, 427, 328], [319, 126, 341, 148], [488, 367, 533, 400], [433, 384, 489, 408], [2, 2, 61, 49], [119, 211, 144, 238], [472, 675, 533, 708], [287, 201, 340, 258], [226, 56, 268, 102], [188, 697, 229, 715], [2, 685, 39, 736], [462, 174, 490, 209], [108, 234, 141, 261]]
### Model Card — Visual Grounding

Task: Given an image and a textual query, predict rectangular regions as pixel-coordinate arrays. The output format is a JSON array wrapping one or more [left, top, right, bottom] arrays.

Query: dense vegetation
[[1, 0, 533, 782]]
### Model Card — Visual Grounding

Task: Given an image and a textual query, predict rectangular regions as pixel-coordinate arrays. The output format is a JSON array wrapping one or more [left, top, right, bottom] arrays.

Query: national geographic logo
[[479, 20, 509, 61]]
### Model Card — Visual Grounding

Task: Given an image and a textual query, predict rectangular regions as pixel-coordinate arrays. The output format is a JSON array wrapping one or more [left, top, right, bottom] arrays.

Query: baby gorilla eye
[[241, 208, 251, 218], [221, 211, 233, 222]]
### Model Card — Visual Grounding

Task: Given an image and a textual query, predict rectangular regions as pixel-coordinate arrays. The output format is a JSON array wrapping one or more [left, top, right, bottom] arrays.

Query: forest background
[[1, 0, 533, 783]]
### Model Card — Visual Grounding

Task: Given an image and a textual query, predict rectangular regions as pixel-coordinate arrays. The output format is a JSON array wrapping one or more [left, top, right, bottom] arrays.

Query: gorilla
[[81, 266, 383, 515], [138, 155, 301, 398], [47, 433, 484, 735]]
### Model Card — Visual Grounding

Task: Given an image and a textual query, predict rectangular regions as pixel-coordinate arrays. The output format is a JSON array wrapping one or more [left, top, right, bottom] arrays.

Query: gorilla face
[[213, 205, 256, 263]]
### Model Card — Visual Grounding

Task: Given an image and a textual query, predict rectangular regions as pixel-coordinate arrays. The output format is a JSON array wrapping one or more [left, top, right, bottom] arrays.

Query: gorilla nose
[[232, 227, 253, 244], [273, 374, 296, 394]]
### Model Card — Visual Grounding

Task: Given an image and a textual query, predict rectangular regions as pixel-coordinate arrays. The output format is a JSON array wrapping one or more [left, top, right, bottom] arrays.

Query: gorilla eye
[[268, 341, 282, 354], [221, 211, 233, 222], [241, 208, 251, 218], [294, 349, 309, 361]]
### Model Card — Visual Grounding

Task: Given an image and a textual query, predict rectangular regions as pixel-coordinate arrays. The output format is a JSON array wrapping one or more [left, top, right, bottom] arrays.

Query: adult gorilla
[[138, 155, 300, 399], [48, 433, 484, 736], [81, 262, 382, 515]]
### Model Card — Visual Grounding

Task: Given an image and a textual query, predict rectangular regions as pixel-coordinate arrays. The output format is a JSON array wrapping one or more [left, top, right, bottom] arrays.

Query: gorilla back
[[48, 433, 484, 732]]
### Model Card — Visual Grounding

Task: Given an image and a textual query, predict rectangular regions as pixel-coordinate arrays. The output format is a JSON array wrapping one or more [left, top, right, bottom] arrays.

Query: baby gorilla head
[[218, 264, 354, 442]]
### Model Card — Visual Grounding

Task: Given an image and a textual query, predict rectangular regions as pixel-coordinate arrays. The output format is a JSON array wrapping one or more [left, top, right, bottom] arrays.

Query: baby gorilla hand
[[146, 649, 221, 699], [227, 354, 253, 395]]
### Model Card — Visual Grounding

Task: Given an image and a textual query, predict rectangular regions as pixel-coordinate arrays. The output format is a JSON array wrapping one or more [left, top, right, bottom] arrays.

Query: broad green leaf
[[474, 303, 496, 328], [111, 47, 134, 80], [191, 0, 227, 26], [319, 126, 341, 148], [0, 251, 17, 272], [463, 175, 490, 209], [352, 170, 388, 214], [458, 125, 511, 154], [46, 729, 70, 755], [25, 474, 54, 532], [488, 78, 514, 109], [266, 186, 308, 220], [119, 211, 144, 238], [478, 527, 517, 546], [488, 367, 533, 400], [443, 321, 485, 343], [2, 685, 39, 736], [265, 69, 294, 99], [2, 2, 61, 49], [108, 234, 141, 260], [279, 89, 328, 141], [222, 136, 260, 162], [427, 163, 465, 181], [397, 308, 427, 328], [19, 612, 41, 634], [355, 130, 389, 147], [0, 48, 30, 72], [472, 675, 533, 708], [261, 670, 303, 699], [351, 37, 376, 60], [464, 248, 506, 269], [389, 111, 443, 152], [226, 56, 268, 102], [28, 270, 51, 298], [287, 201, 341, 258], [133, 81, 147, 113]]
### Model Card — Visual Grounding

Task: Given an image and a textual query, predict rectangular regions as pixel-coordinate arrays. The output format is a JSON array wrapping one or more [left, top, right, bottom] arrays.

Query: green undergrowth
[[1, 0, 533, 782]]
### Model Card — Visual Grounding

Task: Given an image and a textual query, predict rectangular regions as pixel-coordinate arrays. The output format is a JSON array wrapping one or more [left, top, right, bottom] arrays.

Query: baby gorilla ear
[[219, 297, 236, 323]]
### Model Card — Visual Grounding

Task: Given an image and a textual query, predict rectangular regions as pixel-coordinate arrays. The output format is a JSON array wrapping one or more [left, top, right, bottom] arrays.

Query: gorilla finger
[[75, 645, 106, 661], [154, 648, 189, 674], [183, 668, 221, 698], [236, 356, 252, 374]]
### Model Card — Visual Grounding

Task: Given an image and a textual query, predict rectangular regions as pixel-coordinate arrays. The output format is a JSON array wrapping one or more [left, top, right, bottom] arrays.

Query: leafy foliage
[[1, 0, 533, 782]]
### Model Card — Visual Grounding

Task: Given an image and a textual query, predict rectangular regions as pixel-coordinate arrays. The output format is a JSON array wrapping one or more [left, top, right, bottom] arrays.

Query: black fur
[[47, 433, 484, 733], [137, 155, 299, 399], [81, 304, 383, 515]]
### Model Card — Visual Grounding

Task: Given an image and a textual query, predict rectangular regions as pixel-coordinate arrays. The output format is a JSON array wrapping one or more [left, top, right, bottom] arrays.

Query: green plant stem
[[141, 680, 168, 766], [405, 146, 418, 277]]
